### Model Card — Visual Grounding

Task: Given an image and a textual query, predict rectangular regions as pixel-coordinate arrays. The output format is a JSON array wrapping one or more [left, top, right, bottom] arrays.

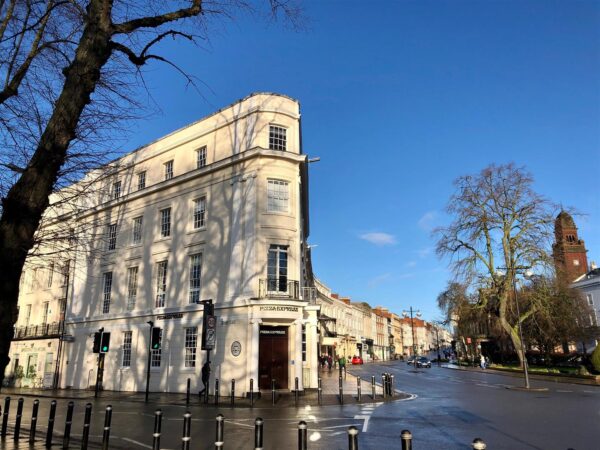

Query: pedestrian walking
[[199, 361, 211, 396], [480, 354, 486, 370], [327, 355, 332, 371]]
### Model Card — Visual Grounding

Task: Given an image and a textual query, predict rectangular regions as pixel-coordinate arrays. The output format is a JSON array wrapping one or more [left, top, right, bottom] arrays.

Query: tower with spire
[[552, 211, 588, 282]]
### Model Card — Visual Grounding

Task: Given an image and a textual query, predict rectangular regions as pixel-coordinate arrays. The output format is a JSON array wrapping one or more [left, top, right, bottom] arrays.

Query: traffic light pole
[[145, 321, 154, 402], [94, 353, 105, 398]]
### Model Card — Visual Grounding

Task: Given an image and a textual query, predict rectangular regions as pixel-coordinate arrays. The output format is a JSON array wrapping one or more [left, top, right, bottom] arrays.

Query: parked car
[[351, 355, 364, 365], [406, 356, 416, 365], [416, 357, 432, 368]]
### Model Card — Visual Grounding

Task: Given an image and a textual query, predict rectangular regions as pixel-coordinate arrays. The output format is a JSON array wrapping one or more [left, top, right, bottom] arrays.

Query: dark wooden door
[[258, 327, 289, 389]]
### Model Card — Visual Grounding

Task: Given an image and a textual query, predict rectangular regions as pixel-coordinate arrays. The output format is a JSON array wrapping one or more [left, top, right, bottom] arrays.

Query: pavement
[[0, 365, 407, 409]]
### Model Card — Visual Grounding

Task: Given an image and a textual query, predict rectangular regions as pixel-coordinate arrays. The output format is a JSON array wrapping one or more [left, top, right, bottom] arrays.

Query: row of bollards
[[382, 373, 394, 398], [0, 396, 488, 449]]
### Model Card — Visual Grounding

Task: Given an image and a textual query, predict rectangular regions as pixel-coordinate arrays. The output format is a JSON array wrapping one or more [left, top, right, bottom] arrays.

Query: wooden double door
[[258, 326, 289, 389]]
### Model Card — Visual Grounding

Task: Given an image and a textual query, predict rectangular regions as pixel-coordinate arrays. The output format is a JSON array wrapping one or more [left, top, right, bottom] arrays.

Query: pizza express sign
[[259, 305, 299, 312]]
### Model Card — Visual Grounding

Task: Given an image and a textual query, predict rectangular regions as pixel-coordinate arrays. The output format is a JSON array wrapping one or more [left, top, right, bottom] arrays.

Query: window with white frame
[[267, 244, 288, 292], [132, 216, 143, 245], [107, 223, 117, 250], [267, 179, 289, 213], [127, 266, 138, 310], [155, 261, 168, 308], [47, 263, 54, 288], [196, 146, 207, 169], [184, 327, 197, 368], [164, 160, 174, 180], [41, 302, 49, 326], [192, 197, 206, 229], [189, 254, 202, 304], [160, 208, 171, 238], [151, 347, 161, 368], [137, 171, 146, 190], [269, 125, 287, 151], [587, 294, 594, 306], [102, 272, 113, 314], [112, 181, 122, 199], [122, 331, 132, 367]]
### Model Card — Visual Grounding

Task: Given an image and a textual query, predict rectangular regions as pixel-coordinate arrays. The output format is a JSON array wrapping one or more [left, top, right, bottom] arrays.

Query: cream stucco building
[[6, 93, 320, 395]]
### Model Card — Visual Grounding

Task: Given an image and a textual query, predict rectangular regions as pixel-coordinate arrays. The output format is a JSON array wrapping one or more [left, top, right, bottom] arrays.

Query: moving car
[[416, 357, 432, 368], [351, 355, 364, 365], [406, 356, 416, 365]]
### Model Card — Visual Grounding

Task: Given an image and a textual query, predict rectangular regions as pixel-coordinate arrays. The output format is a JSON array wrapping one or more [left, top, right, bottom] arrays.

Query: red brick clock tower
[[552, 211, 588, 282]]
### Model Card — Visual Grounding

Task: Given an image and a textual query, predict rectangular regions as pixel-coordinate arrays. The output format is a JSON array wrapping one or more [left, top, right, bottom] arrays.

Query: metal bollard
[[215, 378, 220, 406], [29, 399, 39, 444], [348, 425, 359, 450], [254, 417, 264, 450], [250, 378, 254, 407], [81, 403, 92, 450], [295, 377, 299, 407], [231, 379, 235, 407], [297, 420, 307, 450], [181, 411, 192, 450], [357, 377, 362, 402], [472, 438, 487, 449], [400, 429, 412, 450], [271, 379, 276, 405], [390, 375, 395, 397], [186, 378, 191, 406], [152, 409, 162, 450], [215, 414, 224, 449], [63, 401, 74, 449], [204, 380, 210, 404], [318, 377, 323, 405], [101, 405, 112, 450], [45, 400, 57, 448], [371, 376, 376, 399], [382, 374, 387, 399], [14, 397, 23, 441], [1, 396, 10, 437], [339, 376, 344, 405]]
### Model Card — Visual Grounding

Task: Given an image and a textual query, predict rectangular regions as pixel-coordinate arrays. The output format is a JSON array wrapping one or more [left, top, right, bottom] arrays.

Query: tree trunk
[[0, 0, 114, 388]]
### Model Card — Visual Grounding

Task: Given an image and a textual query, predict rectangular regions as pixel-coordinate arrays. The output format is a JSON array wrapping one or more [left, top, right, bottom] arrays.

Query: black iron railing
[[258, 278, 300, 299], [13, 322, 63, 340]]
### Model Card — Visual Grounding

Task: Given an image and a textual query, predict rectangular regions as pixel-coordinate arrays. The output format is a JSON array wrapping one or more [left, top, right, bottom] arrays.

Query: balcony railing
[[259, 278, 300, 300], [300, 287, 317, 304], [13, 322, 63, 340]]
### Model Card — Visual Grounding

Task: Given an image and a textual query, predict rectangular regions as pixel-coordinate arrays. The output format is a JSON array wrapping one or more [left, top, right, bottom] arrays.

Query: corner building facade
[[58, 93, 319, 394]]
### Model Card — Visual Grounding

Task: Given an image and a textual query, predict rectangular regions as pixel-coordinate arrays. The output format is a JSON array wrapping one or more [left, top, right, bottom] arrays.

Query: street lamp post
[[402, 307, 421, 370], [497, 267, 532, 390]]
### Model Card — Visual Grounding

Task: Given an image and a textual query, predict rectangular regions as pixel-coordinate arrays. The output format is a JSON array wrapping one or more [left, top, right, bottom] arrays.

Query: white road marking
[[121, 437, 152, 449], [557, 390, 573, 393], [354, 415, 370, 432]]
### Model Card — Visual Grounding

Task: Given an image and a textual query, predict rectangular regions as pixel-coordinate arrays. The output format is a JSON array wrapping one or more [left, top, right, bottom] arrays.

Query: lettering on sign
[[259, 306, 299, 312], [157, 313, 183, 320], [260, 329, 287, 335]]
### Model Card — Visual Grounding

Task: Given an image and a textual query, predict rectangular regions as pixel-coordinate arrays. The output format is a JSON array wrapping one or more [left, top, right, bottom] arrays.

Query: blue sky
[[121, 1, 600, 321]]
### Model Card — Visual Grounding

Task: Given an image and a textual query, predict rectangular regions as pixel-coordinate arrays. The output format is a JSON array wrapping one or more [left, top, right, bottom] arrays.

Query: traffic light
[[151, 327, 162, 350], [100, 332, 111, 353], [93, 332, 102, 353]]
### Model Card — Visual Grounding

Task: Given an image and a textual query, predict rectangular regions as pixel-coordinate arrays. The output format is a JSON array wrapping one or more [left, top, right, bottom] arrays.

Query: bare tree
[[0, 0, 301, 386], [435, 163, 557, 368]]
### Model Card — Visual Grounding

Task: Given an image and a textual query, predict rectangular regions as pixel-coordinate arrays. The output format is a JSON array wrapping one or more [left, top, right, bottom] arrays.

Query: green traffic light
[[102, 346, 108, 352]]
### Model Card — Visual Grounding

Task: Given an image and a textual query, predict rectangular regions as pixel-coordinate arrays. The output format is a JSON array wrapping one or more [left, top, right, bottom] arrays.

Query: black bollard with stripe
[[382, 374, 387, 399], [339, 376, 344, 405], [45, 400, 57, 448], [390, 375, 395, 397], [152, 409, 162, 450], [81, 403, 92, 450], [29, 399, 39, 444], [181, 411, 192, 450], [215, 414, 224, 449], [231, 379, 235, 407], [357, 376, 362, 402], [297, 420, 307, 450], [215, 378, 220, 406], [254, 417, 263, 450], [317, 377, 322, 405], [250, 378, 254, 407], [271, 379, 276, 405], [101, 405, 112, 450], [186, 378, 191, 406], [13, 397, 23, 441], [371, 376, 376, 399], [400, 429, 412, 450], [295, 377, 299, 406], [63, 401, 74, 449], [472, 438, 487, 449], [1, 396, 10, 437], [348, 426, 359, 450]]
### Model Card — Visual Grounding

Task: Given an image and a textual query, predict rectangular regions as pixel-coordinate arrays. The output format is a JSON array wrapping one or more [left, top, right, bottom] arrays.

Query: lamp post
[[497, 267, 532, 389], [402, 307, 421, 370]]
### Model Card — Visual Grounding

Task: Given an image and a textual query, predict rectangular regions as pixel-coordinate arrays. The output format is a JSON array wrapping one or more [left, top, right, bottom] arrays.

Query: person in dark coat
[[199, 361, 211, 396]]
